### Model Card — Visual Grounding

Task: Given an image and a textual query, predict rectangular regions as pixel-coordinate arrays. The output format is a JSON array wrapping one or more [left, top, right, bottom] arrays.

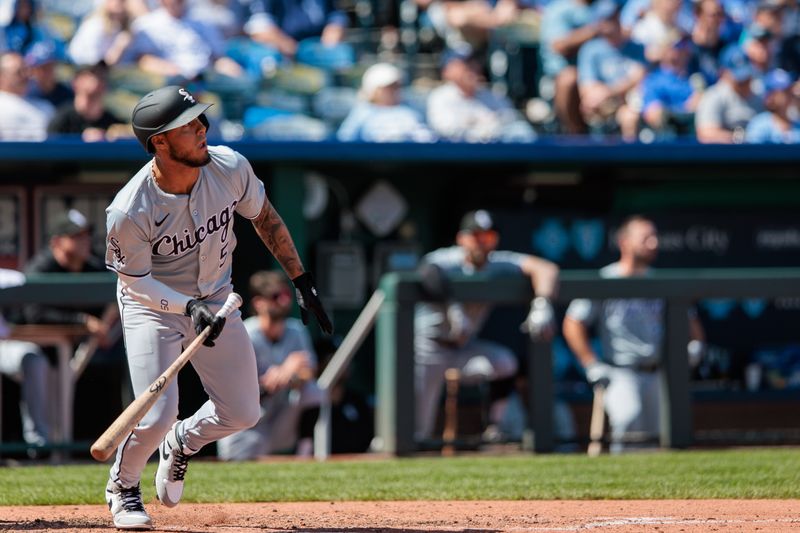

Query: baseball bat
[[442, 368, 460, 457], [90, 293, 243, 462], [587, 383, 606, 457]]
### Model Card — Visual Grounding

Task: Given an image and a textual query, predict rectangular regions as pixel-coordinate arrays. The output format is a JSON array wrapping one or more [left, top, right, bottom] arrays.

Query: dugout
[[2, 139, 800, 456]]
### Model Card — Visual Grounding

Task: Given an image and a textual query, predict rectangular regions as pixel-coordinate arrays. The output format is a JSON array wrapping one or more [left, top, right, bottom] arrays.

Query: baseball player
[[562, 215, 704, 453], [414, 210, 559, 442], [103, 85, 333, 530], [217, 270, 321, 461], [0, 268, 51, 453]]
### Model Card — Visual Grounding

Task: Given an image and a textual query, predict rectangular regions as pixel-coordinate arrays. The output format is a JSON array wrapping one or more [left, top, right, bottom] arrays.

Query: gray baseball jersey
[[415, 246, 526, 355], [105, 145, 265, 309], [565, 262, 664, 368]]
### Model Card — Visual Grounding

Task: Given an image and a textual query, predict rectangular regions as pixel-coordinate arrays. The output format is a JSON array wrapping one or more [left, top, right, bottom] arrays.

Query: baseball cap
[[721, 45, 755, 82], [763, 68, 793, 95], [24, 41, 59, 68], [51, 209, 91, 238], [591, 0, 621, 22], [361, 63, 403, 97], [459, 209, 495, 232], [439, 48, 476, 70], [747, 23, 773, 41]]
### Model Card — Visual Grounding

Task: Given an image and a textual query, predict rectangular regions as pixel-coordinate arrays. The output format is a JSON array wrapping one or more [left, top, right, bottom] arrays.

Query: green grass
[[1, 448, 799, 505]]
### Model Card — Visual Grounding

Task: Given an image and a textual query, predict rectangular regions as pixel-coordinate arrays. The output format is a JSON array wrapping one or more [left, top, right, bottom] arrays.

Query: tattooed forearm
[[252, 199, 304, 278]]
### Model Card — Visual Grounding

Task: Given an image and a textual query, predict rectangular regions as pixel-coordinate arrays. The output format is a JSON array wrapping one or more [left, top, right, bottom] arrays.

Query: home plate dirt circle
[[4, 500, 799, 532]]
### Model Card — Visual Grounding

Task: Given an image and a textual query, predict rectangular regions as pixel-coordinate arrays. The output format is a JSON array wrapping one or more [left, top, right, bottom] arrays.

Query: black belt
[[434, 338, 465, 350], [612, 361, 660, 373]]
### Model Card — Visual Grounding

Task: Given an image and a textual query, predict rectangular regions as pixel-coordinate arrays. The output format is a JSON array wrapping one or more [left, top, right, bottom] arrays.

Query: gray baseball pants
[[110, 289, 260, 487], [414, 338, 518, 440], [0, 340, 50, 445]]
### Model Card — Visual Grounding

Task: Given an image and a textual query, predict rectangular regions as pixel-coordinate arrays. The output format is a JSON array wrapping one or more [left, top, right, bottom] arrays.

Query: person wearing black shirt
[[47, 64, 126, 142]]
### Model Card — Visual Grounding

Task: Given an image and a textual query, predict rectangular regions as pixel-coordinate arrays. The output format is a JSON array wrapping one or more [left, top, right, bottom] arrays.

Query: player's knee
[[607, 399, 642, 432], [20, 349, 48, 372], [221, 402, 261, 431], [241, 404, 261, 430]]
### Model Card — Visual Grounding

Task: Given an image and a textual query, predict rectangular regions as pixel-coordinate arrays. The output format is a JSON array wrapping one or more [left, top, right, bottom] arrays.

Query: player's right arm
[[105, 207, 192, 314], [563, 300, 611, 386]]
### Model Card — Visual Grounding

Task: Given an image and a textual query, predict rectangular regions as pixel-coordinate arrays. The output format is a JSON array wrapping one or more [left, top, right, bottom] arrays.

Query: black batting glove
[[185, 299, 226, 347], [291, 272, 334, 335]]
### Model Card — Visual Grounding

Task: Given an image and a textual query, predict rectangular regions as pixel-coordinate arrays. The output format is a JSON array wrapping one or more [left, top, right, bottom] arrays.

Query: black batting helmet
[[131, 85, 211, 153]]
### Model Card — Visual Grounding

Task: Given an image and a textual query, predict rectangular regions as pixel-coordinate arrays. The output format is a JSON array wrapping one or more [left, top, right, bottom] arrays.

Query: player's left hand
[[186, 299, 226, 347], [520, 296, 555, 341], [292, 272, 334, 335]]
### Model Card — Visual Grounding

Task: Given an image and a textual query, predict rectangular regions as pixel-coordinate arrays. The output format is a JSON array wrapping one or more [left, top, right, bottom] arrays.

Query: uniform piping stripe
[[105, 264, 152, 278]]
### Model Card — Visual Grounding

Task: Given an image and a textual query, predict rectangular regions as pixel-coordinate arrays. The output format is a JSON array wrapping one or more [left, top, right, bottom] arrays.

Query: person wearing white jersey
[[103, 85, 333, 530], [0, 268, 51, 453], [414, 210, 559, 442], [563, 215, 704, 453]]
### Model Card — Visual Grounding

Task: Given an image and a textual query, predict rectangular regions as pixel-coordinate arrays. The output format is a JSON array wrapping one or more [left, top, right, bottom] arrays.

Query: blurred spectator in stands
[[218, 271, 320, 460], [23, 209, 118, 350], [621, 0, 694, 38], [48, 64, 130, 142], [695, 45, 762, 142], [128, 0, 243, 80], [427, 50, 536, 142], [67, 0, 138, 67], [739, 2, 782, 74], [0, 50, 54, 140], [421, 0, 521, 52], [0, 268, 51, 451], [539, 0, 595, 134], [24, 40, 72, 108], [745, 68, 800, 142], [0, 0, 60, 55], [188, 0, 247, 39], [631, 0, 684, 62], [244, 0, 348, 59], [641, 33, 703, 138], [576, 0, 646, 141], [780, 0, 800, 73], [337, 63, 436, 142], [689, 0, 731, 86]]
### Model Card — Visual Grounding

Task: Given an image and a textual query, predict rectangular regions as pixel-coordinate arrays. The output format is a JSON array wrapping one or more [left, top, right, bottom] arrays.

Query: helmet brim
[[146, 102, 213, 153]]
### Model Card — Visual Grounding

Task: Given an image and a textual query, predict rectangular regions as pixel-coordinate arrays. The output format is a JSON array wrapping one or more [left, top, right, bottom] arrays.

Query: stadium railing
[[373, 268, 800, 456]]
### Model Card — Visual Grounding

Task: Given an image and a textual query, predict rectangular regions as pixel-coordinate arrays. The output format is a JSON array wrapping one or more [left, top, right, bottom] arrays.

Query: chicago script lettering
[[152, 200, 237, 257]]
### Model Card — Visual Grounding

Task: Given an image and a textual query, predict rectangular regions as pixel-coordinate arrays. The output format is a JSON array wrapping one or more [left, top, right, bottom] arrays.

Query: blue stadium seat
[[245, 111, 331, 141], [311, 86, 359, 127], [296, 39, 356, 71]]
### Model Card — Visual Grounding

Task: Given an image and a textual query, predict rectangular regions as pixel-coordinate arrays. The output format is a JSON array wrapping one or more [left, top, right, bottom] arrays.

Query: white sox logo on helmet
[[178, 88, 196, 104]]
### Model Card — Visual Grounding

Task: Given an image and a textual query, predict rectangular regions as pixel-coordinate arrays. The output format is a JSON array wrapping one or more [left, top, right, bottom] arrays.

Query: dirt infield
[[2, 500, 799, 532]]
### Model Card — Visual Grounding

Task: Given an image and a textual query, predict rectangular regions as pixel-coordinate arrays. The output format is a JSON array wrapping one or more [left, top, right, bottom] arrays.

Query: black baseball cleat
[[154, 421, 194, 507]]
